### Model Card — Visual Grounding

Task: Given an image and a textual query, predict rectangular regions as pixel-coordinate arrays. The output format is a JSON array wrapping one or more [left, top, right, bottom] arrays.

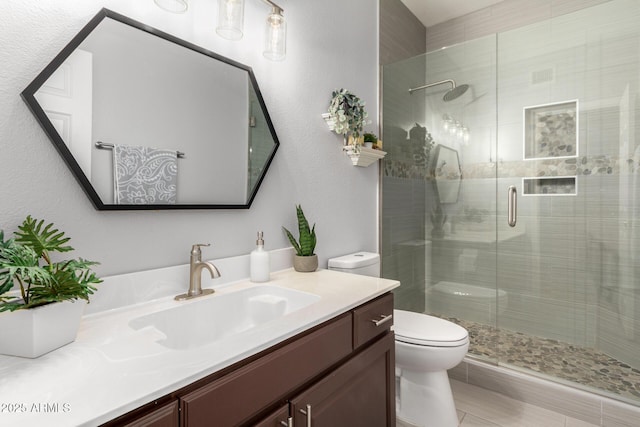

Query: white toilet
[[328, 252, 469, 427], [394, 310, 468, 427]]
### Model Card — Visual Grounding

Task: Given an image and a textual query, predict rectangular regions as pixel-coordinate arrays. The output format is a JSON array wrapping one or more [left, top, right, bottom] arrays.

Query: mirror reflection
[[431, 144, 462, 204], [22, 9, 279, 209]]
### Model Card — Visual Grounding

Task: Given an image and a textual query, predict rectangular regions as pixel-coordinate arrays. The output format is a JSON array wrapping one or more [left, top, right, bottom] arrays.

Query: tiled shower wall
[[495, 1, 640, 370], [382, 0, 640, 375], [379, 0, 428, 313], [425, 0, 613, 53]]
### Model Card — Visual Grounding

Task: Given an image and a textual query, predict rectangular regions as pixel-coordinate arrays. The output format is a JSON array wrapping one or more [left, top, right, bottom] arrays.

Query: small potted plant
[[0, 216, 102, 357], [282, 205, 318, 272], [363, 132, 385, 150]]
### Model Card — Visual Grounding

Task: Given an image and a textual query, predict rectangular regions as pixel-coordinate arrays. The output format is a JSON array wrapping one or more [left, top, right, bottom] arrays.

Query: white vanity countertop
[[0, 268, 399, 427]]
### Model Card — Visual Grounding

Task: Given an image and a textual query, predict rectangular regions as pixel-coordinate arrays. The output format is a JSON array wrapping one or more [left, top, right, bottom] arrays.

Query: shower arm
[[409, 79, 455, 95]]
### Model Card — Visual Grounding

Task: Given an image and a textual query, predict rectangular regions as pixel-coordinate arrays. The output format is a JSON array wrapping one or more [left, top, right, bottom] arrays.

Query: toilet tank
[[327, 252, 380, 278]]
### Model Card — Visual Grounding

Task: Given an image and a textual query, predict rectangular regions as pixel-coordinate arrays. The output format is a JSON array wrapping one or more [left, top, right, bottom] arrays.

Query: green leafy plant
[[282, 205, 316, 257], [326, 88, 369, 138], [0, 216, 102, 312], [363, 132, 378, 143]]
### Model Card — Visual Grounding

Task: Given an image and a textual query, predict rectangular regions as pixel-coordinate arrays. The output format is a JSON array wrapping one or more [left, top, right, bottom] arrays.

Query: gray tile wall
[[379, 0, 426, 66], [492, 1, 640, 369], [425, 0, 613, 53], [383, 0, 640, 380], [380, 0, 428, 312]]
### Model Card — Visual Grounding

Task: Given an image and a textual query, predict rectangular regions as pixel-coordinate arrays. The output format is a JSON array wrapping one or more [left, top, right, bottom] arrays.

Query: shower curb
[[449, 357, 640, 426]]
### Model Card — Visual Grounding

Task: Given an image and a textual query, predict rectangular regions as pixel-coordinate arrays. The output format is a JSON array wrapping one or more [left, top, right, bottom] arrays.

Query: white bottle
[[250, 231, 270, 282]]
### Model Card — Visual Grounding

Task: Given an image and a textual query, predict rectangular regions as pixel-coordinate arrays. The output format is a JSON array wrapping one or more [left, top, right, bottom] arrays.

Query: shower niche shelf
[[523, 100, 578, 160], [522, 176, 577, 196]]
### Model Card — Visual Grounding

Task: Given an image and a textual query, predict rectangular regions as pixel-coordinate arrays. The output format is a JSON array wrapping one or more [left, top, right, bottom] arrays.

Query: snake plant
[[283, 205, 316, 257]]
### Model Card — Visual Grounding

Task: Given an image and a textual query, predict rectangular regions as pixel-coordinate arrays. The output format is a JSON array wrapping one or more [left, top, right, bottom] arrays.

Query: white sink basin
[[128, 285, 320, 350]]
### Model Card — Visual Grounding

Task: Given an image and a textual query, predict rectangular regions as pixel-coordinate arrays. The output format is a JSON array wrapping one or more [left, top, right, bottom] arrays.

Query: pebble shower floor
[[447, 317, 640, 402]]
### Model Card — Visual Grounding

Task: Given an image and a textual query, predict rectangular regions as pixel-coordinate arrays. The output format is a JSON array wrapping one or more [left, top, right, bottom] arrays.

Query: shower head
[[443, 84, 469, 102], [408, 79, 469, 102]]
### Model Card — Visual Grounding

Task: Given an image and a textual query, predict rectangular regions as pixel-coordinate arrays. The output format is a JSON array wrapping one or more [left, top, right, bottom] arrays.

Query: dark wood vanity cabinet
[[120, 401, 179, 427], [180, 313, 354, 426], [252, 404, 290, 427], [106, 293, 395, 427], [290, 332, 394, 427]]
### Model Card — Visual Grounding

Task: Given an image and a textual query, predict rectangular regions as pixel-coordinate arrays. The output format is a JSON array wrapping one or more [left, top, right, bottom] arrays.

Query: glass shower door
[[381, 34, 501, 364], [382, 0, 640, 405], [495, 0, 640, 401]]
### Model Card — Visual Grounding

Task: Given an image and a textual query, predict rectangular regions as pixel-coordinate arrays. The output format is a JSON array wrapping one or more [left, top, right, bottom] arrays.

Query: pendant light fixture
[[216, 0, 245, 41], [154, 0, 188, 13], [263, 6, 286, 61], [214, 0, 286, 61], [154, 0, 287, 61]]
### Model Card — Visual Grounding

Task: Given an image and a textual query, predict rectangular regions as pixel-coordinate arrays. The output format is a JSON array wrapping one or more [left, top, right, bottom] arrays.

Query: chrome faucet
[[175, 244, 221, 301]]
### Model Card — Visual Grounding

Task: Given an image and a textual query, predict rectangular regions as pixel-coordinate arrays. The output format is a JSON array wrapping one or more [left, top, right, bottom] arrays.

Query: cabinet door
[[180, 314, 352, 426], [253, 404, 291, 427], [291, 332, 395, 427], [121, 401, 179, 427]]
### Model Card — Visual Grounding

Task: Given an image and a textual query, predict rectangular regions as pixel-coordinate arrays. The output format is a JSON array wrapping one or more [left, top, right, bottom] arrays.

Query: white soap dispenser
[[250, 231, 270, 283]]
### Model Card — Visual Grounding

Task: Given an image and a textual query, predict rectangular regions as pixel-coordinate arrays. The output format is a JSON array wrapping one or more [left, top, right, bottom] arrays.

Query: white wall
[[0, 0, 380, 276]]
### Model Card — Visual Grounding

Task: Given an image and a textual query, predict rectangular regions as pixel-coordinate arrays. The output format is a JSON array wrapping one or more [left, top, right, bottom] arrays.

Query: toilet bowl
[[327, 252, 469, 427], [394, 310, 469, 427]]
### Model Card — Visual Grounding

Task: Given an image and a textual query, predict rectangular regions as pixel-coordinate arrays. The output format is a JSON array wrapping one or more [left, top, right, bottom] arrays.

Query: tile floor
[[397, 380, 599, 427]]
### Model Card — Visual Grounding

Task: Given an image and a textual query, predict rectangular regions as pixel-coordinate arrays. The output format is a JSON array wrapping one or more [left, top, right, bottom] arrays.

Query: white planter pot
[[0, 300, 86, 358]]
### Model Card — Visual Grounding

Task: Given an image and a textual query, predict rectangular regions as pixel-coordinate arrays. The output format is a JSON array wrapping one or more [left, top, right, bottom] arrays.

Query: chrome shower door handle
[[507, 185, 517, 227]]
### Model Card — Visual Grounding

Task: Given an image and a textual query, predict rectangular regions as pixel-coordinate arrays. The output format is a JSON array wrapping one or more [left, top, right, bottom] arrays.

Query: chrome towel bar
[[95, 141, 185, 158]]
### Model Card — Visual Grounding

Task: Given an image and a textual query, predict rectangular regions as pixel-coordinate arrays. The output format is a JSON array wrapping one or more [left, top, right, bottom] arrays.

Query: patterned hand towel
[[113, 145, 178, 204]]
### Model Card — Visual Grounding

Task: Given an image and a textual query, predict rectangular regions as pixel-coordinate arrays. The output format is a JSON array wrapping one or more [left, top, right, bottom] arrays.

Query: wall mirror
[[22, 8, 279, 210], [430, 144, 462, 204]]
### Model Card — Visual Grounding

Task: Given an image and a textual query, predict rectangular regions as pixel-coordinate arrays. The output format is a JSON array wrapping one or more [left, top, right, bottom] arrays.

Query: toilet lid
[[393, 310, 469, 347]]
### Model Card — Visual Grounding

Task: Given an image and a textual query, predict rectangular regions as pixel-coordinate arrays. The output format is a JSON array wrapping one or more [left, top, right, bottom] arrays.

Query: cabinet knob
[[280, 417, 293, 427], [370, 313, 393, 326]]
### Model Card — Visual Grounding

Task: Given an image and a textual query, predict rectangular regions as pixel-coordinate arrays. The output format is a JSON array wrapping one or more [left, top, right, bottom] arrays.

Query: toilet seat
[[394, 310, 469, 347]]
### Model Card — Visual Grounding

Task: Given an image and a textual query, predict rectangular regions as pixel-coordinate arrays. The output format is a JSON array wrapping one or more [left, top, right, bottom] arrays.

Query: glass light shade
[[462, 127, 470, 143], [449, 121, 460, 135], [263, 9, 286, 61], [442, 114, 452, 131], [216, 0, 245, 41], [154, 0, 188, 13]]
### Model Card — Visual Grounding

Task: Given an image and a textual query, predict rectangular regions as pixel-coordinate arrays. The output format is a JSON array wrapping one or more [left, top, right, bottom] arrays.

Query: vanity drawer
[[180, 313, 352, 426], [353, 293, 394, 349]]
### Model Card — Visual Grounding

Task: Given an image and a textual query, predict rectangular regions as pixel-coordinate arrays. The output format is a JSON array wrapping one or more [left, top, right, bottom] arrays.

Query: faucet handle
[[191, 243, 210, 258]]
